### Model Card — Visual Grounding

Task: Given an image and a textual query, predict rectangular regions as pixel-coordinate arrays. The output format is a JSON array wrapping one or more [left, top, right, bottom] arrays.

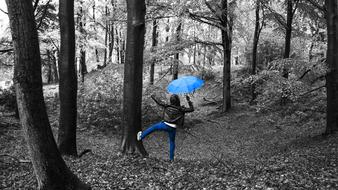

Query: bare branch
[[261, 2, 287, 29], [194, 38, 223, 46], [307, 0, 326, 13], [33, 0, 40, 12], [205, 0, 222, 21], [194, 38, 223, 52], [300, 85, 326, 96], [188, 12, 225, 30], [0, 8, 8, 14], [36, 0, 52, 30], [0, 48, 13, 53], [292, 0, 300, 16]]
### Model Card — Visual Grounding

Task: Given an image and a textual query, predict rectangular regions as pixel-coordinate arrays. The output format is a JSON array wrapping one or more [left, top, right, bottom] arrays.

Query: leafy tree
[[251, 0, 266, 101], [120, 0, 148, 156], [58, 0, 79, 156], [189, 0, 236, 112], [5, 0, 90, 189]]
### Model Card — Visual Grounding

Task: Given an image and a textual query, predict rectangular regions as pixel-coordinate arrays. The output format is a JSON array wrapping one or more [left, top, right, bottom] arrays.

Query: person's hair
[[170, 94, 180, 106]]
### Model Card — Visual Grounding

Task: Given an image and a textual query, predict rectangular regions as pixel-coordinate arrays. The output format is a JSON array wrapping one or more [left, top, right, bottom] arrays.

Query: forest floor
[[1, 65, 338, 189]]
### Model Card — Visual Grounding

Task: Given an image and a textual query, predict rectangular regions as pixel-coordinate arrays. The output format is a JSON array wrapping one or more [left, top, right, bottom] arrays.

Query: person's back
[[152, 94, 194, 127]]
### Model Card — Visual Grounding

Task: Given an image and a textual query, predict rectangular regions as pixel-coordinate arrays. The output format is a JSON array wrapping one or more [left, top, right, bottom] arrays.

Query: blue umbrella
[[167, 76, 204, 94]]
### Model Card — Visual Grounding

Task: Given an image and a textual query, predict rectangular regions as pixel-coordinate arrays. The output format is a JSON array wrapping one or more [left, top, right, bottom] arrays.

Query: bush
[[240, 58, 327, 112], [0, 85, 17, 112]]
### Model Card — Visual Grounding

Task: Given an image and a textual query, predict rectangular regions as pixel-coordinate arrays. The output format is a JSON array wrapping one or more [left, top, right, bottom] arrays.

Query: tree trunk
[[108, 0, 115, 64], [80, 49, 86, 82], [53, 50, 59, 82], [309, 27, 319, 61], [116, 28, 120, 64], [5, 0, 90, 189], [58, 0, 79, 156], [120, 31, 125, 64], [79, 2, 87, 82], [103, 4, 108, 67], [283, 0, 293, 78], [108, 23, 115, 63], [193, 42, 196, 65], [172, 21, 181, 80], [251, 0, 261, 101], [51, 50, 59, 83], [46, 50, 52, 84], [150, 19, 158, 85], [221, 0, 231, 112], [325, 0, 338, 134], [120, 0, 148, 156], [93, 2, 100, 63]]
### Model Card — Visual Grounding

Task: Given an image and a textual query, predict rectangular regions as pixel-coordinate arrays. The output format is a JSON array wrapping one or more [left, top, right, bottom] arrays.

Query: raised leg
[[140, 121, 167, 140]]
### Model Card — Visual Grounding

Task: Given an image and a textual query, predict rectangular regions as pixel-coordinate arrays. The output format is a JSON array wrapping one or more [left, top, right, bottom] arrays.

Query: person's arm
[[151, 94, 166, 107], [182, 95, 194, 113]]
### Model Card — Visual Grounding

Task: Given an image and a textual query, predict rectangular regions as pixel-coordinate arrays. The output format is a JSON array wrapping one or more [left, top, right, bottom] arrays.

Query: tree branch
[[194, 38, 223, 52], [33, 0, 40, 12], [204, 0, 222, 21], [194, 38, 223, 46], [307, 0, 326, 13], [0, 48, 13, 53], [0, 8, 8, 14], [36, 0, 52, 30], [292, 0, 300, 16], [300, 85, 325, 96], [261, 3, 287, 29], [188, 12, 225, 30]]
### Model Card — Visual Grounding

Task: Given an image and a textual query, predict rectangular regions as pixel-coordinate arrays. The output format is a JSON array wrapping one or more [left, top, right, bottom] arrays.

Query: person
[[137, 94, 194, 161]]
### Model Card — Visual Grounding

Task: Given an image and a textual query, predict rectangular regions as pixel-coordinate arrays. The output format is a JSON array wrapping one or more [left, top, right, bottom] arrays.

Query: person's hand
[[185, 95, 190, 101]]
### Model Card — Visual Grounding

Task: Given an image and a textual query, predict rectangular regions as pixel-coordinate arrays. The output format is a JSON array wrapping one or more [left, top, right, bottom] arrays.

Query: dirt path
[[138, 98, 327, 162]]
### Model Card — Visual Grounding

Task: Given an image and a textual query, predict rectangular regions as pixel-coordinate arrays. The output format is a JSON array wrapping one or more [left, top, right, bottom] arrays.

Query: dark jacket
[[151, 95, 194, 127]]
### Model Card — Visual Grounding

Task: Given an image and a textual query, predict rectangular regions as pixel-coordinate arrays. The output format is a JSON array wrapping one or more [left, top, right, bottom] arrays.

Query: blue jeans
[[140, 121, 176, 160]]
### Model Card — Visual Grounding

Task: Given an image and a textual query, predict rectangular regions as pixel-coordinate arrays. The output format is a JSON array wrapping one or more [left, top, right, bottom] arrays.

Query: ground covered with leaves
[[1, 65, 338, 189]]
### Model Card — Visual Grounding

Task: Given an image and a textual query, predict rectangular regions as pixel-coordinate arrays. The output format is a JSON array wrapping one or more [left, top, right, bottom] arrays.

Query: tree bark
[[120, 0, 148, 156], [78, 1, 87, 82], [80, 49, 86, 82], [51, 50, 59, 83], [150, 19, 158, 85], [283, 0, 294, 78], [93, 2, 100, 63], [221, 0, 231, 112], [172, 21, 181, 80], [251, 0, 261, 101], [58, 0, 78, 156], [46, 50, 52, 84], [115, 27, 120, 64], [120, 31, 125, 64], [5, 0, 90, 189], [108, 0, 115, 64], [325, 0, 338, 134], [103, 4, 108, 67]]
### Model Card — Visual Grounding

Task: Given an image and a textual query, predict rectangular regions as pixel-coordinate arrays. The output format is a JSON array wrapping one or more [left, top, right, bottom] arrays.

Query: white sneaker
[[137, 131, 142, 141]]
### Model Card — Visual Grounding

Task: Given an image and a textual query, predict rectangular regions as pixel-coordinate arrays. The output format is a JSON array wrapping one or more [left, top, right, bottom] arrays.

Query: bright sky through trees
[[0, 1, 8, 34]]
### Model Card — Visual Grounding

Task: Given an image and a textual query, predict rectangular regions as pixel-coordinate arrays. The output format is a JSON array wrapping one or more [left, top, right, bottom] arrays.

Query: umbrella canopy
[[167, 76, 204, 94]]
